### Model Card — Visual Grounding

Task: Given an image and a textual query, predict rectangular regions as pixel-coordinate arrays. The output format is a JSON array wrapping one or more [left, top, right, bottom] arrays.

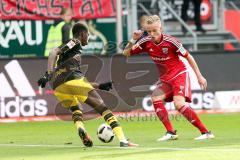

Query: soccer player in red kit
[[123, 15, 214, 141]]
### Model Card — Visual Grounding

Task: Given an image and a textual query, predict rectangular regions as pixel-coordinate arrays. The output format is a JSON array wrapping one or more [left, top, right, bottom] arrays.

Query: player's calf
[[70, 106, 93, 147]]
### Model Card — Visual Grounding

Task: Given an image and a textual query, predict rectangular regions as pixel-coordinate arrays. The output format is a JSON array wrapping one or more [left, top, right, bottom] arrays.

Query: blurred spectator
[[139, 15, 149, 31], [136, 15, 149, 44], [60, 8, 74, 43], [44, 8, 73, 57], [137, 0, 160, 24], [181, 0, 206, 34]]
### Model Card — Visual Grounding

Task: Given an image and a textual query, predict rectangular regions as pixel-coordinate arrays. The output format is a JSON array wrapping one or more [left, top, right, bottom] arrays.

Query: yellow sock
[[72, 110, 85, 130], [112, 126, 126, 142], [102, 110, 126, 142], [74, 121, 85, 130]]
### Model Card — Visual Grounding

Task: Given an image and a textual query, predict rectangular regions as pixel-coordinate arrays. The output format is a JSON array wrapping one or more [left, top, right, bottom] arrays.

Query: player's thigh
[[172, 72, 191, 103], [54, 91, 78, 108], [56, 77, 94, 103], [85, 89, 104, 106], [84, 90, 108, 114], [151, 88, 166, 101], [151, 81, 172, 102]]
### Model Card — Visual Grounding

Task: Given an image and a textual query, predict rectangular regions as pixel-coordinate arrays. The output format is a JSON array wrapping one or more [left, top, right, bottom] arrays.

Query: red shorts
[[157, 72, 192, 102]]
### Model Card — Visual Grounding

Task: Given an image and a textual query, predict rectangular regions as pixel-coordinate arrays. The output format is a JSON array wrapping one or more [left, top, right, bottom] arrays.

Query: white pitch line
[[94, 145, 240, 151], [0, 144, 80, 148], [0, 144, 240, 152], [0, 143, 239, 152]]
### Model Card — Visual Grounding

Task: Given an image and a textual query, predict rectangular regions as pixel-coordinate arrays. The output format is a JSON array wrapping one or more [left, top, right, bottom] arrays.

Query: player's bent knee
[[174, 100, 185, 109], [151, 89, 166, 102], [173, 96, 186, 109], [94, 104, 109, 115], [151, 95, 165, 102]]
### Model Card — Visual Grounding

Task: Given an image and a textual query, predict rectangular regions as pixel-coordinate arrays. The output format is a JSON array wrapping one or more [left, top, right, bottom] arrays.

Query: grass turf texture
[[0, 113, 239, 160]]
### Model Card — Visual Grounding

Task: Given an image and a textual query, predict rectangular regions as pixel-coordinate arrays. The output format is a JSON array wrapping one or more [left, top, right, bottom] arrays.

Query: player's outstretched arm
[[37, 48, 62, 88], [122, 30, 143, 56], [186, 54, 207, 90], [47, 48, 62, 72]]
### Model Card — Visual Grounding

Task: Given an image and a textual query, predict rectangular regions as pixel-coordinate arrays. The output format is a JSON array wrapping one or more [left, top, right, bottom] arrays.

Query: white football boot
[[120, 140, 139, 147], [157, 131, 178, 142], [194, 132, 215, 140]]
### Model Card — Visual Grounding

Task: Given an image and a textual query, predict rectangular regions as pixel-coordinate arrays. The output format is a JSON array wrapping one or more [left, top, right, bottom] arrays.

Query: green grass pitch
[[0, 113, 240, 160]]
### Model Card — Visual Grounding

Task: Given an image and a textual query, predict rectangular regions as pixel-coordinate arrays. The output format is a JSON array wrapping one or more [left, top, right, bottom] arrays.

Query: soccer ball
[[97, 123, 115, 143]]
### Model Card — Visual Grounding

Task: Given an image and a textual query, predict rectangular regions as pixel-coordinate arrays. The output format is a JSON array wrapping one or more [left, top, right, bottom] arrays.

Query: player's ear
[[78, 32, 84, 41]]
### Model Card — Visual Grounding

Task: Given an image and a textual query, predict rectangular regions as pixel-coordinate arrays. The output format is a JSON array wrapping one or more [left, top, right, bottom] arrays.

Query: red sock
[[178, 105, 208, 134], [153, 100, 174, 133]]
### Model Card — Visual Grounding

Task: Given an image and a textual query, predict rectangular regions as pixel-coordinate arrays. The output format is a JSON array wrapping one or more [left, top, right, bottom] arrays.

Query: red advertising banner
[[0, 0, 116, 20], [224, 10, 240, 51]]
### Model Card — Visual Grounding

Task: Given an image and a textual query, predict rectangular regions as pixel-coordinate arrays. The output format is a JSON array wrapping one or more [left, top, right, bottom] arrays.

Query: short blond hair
[[146, 15, 161, 25]]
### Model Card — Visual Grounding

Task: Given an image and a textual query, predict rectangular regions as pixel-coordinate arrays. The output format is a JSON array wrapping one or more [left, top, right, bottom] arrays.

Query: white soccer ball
[[97, 123, 115, 143]]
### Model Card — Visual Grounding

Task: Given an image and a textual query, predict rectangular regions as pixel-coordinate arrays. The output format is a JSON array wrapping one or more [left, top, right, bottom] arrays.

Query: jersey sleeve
[[58, 39, 80, 54], [176, 44, 189, 57], [129, 36, 151, 55], [167, 37, 189, 57], [130, 43, 147, 55]]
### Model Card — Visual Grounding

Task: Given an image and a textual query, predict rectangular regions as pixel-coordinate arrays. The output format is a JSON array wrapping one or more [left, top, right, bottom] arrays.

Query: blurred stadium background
[[0, 0, 240, 160]]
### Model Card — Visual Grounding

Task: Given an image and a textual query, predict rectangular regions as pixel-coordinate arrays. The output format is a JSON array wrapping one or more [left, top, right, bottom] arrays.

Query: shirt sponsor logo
[[66, 40, 76, 49], [151, 56, 170, 61], [162, 47, 168, 54]]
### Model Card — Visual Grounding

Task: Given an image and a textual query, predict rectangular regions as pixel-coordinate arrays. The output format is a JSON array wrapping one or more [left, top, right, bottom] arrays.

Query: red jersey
[[130, 34, 189, 81]]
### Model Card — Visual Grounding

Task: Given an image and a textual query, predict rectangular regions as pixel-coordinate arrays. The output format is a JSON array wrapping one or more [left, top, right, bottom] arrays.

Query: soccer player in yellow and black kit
[[38, 22, 138, 147]]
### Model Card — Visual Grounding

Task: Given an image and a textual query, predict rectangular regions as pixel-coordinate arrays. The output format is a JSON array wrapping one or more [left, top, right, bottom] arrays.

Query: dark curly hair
[[72, 22, 88, 38]]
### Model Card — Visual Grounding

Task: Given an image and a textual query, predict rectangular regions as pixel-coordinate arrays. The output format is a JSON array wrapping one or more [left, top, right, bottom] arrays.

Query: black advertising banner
[[0, 53, 240, 118]]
